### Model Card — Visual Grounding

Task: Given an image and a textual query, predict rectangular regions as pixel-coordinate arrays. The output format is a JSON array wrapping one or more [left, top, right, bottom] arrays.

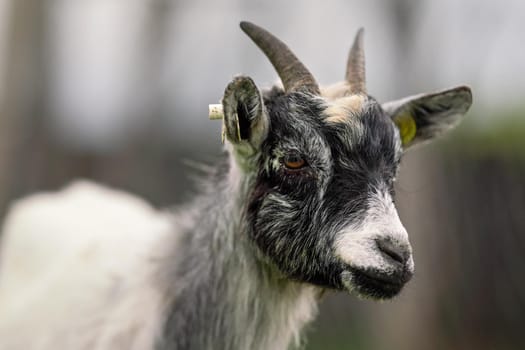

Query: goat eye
[[283, 154, 306, 170]]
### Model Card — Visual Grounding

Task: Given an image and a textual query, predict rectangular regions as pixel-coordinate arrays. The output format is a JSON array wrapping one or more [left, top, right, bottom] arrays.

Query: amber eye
[[283, 154, 306, 170]]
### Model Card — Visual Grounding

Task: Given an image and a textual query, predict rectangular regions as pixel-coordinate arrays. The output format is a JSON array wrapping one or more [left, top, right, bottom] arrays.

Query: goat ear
[[222, 76, 269, 152], [382, 86, 472, 149]]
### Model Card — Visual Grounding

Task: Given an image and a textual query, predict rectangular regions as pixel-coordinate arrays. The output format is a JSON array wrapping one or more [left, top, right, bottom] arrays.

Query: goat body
[[0, 174, 317, 349], [0, 182, 169, 349]]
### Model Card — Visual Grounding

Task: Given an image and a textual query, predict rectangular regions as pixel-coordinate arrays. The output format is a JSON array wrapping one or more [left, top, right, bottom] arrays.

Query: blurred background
[[0, 0, 524, 349]]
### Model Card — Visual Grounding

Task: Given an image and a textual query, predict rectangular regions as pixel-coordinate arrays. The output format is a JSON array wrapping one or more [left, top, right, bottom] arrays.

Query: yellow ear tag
[[395, 112, 417, 146]]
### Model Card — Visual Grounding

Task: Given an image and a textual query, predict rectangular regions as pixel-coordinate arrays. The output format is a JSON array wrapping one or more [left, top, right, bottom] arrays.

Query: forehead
[[263, 88, 401, 165], [329, 101, 402, 167]]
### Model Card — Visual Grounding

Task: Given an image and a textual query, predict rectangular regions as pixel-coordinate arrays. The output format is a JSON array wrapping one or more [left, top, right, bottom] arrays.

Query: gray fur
[[156, 161, 319, 349]]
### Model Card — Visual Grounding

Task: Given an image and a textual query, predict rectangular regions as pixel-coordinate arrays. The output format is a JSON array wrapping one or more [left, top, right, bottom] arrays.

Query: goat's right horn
[[240, 21, 320, 95], [345, 28, 366, 95]]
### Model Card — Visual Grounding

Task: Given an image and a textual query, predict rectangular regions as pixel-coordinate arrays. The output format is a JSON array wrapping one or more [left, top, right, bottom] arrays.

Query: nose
[[375, 237, 411, 266]]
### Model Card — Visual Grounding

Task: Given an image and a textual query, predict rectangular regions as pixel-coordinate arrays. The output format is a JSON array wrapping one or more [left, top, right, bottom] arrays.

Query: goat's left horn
[[240, 21, 320, 95], [345, 28, 366, 95]]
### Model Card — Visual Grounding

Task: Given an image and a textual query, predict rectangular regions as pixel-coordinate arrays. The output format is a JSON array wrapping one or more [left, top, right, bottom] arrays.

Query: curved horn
[[240, 21, 320, 95], [345, 28, 366, 95]]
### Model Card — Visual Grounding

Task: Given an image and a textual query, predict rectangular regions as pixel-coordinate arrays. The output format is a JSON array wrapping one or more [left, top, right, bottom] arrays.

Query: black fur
[[247, 89, 402, 292]]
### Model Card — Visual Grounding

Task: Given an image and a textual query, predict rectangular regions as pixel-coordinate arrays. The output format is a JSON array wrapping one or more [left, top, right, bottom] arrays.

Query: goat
[[0, 22, 472, 350]]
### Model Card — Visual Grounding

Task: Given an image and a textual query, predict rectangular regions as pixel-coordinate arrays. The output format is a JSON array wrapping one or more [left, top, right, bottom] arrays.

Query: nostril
[[376, 238, 407, 265]]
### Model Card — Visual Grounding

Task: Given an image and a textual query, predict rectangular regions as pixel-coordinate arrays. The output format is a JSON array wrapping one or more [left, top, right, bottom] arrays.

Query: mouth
[[341, 267, 412, 300]]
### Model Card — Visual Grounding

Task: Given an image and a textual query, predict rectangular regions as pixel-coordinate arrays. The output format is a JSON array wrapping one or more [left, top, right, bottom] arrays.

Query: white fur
[[320, 81, 350, 100], [334, 189, 414, 273], [0, 181, 174, 350]]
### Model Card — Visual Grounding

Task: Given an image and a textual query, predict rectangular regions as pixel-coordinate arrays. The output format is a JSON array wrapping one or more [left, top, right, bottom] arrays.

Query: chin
[[341, 267, 412, 300]]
